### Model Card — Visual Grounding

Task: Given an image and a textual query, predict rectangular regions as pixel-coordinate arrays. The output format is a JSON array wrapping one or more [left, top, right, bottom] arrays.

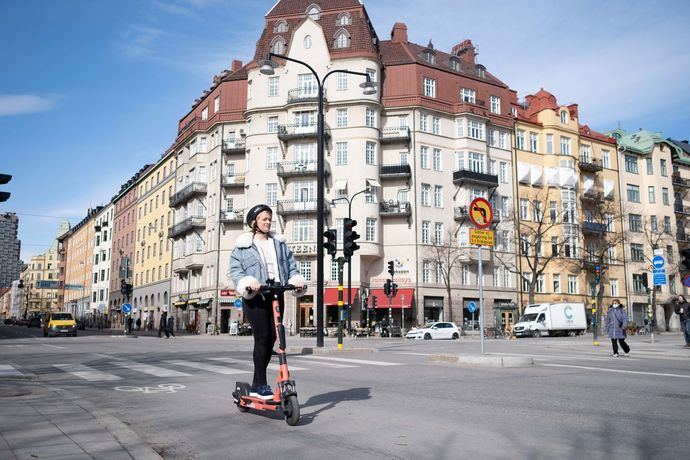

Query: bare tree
[[495, 187, 570, 306], [424, 230, 464, 323]]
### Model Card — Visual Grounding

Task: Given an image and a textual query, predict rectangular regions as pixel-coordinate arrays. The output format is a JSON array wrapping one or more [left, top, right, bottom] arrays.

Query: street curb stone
[[287, 346, 376, 354], [430, 354, 534, 367]]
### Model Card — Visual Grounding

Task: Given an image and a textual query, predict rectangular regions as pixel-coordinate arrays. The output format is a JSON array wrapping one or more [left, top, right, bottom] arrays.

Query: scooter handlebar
[[246, 283, 297, 295]]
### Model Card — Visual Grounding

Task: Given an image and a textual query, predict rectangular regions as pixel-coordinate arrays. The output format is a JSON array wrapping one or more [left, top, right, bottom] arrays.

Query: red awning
[[369, 289, 414, 309], [323, 288, 359, 305]]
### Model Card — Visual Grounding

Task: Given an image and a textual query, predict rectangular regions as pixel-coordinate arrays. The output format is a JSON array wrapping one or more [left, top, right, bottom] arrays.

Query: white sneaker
[[622, 352, 630, 357], [611, 353, 619, 357]]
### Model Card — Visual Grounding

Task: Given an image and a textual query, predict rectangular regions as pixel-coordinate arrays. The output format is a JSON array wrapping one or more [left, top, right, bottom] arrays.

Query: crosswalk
[[1, 354, 406, 383]]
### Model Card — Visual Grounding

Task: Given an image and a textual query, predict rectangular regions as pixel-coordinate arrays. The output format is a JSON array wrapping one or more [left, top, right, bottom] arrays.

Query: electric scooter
[[232, 280, 300, 426]]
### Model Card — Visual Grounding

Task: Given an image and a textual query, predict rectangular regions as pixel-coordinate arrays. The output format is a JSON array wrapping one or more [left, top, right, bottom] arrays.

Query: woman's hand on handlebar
[[246, 280, 262, 293]]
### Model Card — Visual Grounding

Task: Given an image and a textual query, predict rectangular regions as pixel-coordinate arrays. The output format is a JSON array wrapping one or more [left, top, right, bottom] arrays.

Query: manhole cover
[[0, 388, 32, 397]]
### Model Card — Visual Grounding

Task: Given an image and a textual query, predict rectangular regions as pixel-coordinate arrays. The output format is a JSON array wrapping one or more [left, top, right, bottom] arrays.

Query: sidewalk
[[0, 379, 161, 459]]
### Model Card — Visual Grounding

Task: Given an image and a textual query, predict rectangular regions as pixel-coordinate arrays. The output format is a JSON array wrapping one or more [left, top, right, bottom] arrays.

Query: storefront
[[424, 296, 443, 323], [323, 288, 358, 327], [369, 288, 415, 329]]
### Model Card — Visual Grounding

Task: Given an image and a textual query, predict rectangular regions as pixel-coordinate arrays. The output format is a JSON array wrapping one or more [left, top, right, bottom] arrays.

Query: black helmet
[[246, 204, 273, 227]]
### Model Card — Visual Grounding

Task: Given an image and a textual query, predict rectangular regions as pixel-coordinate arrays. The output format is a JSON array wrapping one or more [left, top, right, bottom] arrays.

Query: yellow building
[[513, 90, 626, 317], [20, 251, 60, 312], [132, 152, 177, 329]]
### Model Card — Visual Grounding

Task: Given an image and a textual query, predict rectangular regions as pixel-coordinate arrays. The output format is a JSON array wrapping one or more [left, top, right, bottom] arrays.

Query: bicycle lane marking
[[539, 363, 690, 379], [114, 383, 186, 394]]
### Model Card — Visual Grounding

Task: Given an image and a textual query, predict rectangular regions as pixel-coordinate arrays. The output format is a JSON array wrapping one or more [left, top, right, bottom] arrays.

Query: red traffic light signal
[[387, 260, 395, 278], [343, 218, 360, 258], [323, 228, 337, 257]]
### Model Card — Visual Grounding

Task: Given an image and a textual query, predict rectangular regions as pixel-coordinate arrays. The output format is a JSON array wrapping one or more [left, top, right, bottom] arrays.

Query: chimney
[[231, 60, 243, 72], [391, 23, 408, 44], [452, 39, 476, 65]]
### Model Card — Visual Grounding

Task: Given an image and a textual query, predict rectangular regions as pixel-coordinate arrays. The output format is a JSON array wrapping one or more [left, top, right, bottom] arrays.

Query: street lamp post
[[260, 53, 377, 348]]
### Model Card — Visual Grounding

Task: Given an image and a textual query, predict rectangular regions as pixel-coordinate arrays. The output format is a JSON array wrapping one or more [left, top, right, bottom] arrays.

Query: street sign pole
[[479, 246, 485, 355]]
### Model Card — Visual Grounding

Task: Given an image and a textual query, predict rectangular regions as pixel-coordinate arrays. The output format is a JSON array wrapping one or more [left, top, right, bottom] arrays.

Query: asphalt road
[[1, 324, 689, 459]]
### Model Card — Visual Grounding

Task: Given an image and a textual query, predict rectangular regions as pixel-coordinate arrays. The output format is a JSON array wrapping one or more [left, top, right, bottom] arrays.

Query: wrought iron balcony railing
[[452, 168, 498, 188], [169, 182, 207, 208], [168, 216, 206, 239], [379, 163, 411, 180]]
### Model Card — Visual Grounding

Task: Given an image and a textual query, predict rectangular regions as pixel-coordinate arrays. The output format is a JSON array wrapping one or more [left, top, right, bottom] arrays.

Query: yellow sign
[[469, 229, 495, 247]]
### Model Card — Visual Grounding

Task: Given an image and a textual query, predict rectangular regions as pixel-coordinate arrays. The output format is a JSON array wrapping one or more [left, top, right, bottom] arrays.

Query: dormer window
[[334, 30, 350, 49], [560, 110, 568, 124], [475, 64, 486, 78], [422, 51, 435, 64], [306, 5, 320, 20], [337, 12, 351, 26], [273, 20, 288, 33], [449, 58, 460, 71], [271, 36, 286, 55]]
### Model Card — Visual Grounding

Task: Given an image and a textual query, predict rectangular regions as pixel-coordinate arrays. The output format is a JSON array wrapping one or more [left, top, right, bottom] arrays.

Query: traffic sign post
[[468, 301, 476, 331], [121, 304, 132, 336], [469, 198, 493, 356]]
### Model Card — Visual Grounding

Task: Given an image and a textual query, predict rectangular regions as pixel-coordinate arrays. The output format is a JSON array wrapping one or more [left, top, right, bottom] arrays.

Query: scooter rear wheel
[[284, 395, 300, 426]]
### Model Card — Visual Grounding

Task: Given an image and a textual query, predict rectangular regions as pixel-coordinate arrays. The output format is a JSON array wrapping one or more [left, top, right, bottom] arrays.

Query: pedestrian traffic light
[[383, 279, 392, 297], [343, 218, 360, 258], [371, 295, 378, 308], [387, 260, 395, 278], [323, 228, 337, 257], [0, 174, 11, 203], [391, 282, 398, 297], [681, 249, 690, 270]]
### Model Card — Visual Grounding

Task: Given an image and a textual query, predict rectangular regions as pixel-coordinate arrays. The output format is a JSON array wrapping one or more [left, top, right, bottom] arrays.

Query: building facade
[[0, 212, 22, 289], [91, 204, 114, 324]]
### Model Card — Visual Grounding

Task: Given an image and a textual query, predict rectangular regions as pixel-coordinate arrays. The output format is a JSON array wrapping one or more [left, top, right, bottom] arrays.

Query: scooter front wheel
[[284, 395, 300, 426]]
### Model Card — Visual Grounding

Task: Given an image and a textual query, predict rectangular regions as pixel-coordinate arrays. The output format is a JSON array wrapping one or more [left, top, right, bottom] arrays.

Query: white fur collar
[[235, 231, 286, 249]]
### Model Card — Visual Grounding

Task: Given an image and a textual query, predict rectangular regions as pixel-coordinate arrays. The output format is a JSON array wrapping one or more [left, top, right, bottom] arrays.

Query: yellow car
[[43, 312, 78, 337]]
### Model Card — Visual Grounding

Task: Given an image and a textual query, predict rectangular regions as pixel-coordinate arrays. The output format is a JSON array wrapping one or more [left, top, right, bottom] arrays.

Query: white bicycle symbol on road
[[114, 383, 186, 394]]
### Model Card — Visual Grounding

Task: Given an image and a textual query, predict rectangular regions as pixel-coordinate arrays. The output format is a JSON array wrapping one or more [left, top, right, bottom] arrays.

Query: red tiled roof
[[267, 0, 362, 17], [579, 124, 616, 144]]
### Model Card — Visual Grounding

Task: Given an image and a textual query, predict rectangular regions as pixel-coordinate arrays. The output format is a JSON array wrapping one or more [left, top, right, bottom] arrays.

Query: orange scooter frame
[[232, 282, 300, 426]]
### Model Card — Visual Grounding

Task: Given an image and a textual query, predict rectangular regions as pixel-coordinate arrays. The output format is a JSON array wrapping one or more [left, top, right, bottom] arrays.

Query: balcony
[[458, 246, 491, 264], [168, 217, 206, 239], [277, 124, 331, 142], [379, 164, 411, 180], [222, 139, 246, 155], [580, 188, 604, 203], [170, 182, 207, 208], [582, 221, 607, 235], [674, 204, 690, 216], [677, 230, 690, 244], [221, 174, 246, 189], [220, 210, 244, 225], [277, 200, 330, 216], [578, 156, 603, 173], [276, 161, 329, 179], [672, 173, 690, 189], [287, 87, 326, 104], [454, 206, 468, 221], [380, 127, 411, 145], [379, 201, 411, 218], [452, 169, 498, 189]]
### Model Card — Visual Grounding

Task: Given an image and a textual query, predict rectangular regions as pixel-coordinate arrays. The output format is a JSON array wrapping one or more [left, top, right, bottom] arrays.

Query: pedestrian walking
[[135, 317, 141, 331], [159, 311, 168, 338], [604, 299, 630, 357], [127, 316, 134, 334], [229, 204, 306, 399], [673, 295, 690, 347], [167, 316, 175, 338]]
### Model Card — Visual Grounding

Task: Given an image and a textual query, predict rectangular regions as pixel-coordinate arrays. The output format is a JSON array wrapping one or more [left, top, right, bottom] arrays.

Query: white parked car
[[405, 322, 461, 340]]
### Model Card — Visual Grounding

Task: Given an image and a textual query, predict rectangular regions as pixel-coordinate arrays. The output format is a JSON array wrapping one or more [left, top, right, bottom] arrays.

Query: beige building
[[20, 251, 60, 312], [133, 152, 176, 330], [515, 90, 625, 322]]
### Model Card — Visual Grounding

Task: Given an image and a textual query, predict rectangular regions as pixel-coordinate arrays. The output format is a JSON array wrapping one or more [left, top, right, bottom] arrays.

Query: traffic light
[[681, 249, 690, 270], [371, 295, 378, 308], [383, 279, 392, 296], [323, 229, 337, 257], [0, 173, 11, 203], [343, 218, 360, 258], [391, 282, 398, 297], [387, 260, 395, 278]]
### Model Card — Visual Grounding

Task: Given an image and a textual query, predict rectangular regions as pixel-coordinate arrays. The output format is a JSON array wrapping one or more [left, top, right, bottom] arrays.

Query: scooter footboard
[[234, 382, 251, 401]]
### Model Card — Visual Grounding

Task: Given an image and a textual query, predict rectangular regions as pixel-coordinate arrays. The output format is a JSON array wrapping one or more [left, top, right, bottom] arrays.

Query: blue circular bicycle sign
[[467, 302, 477, 313], [122, 303, 132, 314], [652, 255, 665, 269]]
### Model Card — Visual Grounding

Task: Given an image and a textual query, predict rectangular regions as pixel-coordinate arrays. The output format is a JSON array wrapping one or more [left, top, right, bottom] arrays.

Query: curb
[[430, 354, 534, 367], [287, 346, 376, 355]]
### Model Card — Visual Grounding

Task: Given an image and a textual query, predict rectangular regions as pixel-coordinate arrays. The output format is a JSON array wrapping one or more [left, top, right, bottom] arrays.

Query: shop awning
[[369, 289, 414, 309], [324, 288, 358, 305]]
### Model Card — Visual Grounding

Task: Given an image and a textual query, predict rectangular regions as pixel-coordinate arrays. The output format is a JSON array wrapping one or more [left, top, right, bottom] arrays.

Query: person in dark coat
[[159, 311, 168, 338], [166, 316, 175, 338], [604, 299, 630, 357], [673, 295, 690, 347]]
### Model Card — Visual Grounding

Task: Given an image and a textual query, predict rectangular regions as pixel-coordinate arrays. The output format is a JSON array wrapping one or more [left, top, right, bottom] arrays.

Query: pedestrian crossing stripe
[[208, 357, 309, 371], [164, 360, 251, 375], [52, 364, 122, 382], [296, 355, 403, 366], [0, 364, 23, 377], [110, 361, 192, 378]]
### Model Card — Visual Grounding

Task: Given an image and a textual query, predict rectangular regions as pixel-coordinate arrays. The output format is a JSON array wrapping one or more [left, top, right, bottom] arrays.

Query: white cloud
[[0, 95, 59, 116], [119, 25, 165, 59]]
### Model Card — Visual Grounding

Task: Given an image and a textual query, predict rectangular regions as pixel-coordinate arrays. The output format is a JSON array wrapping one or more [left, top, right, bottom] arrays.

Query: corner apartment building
[[109, 166, 150, 327], [515, 90, 625, 319], [90, 204, 114, 322], [20, 251, 60, 311], [610, 129, 686, 328], [0, 212, 22, 288], [132, 152, 176, 329]]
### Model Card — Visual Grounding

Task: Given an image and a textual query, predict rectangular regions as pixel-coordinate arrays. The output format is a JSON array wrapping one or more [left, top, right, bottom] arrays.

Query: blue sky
[[2, 0, 689, 262]]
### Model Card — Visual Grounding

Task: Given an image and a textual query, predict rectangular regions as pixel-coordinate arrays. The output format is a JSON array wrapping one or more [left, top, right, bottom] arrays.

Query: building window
[[468, 120, 484, 140], [266, 146, 278, 169], [434, 185, 443, 208], [423, 51, 435, 64], [336, 72, 348, 91], [214, 96, 220, 112], [267, 116, 279, 133], [567, 275, 577, 294], [660, 159, 668, 176], [560, 136, 570, 155], [456, 118, 465, 137], [433, 148, 442, 171], [664, 216, 671, 233], [201, 106, 208, 121], [529, 132, 538, 152], [271, 37, 286, 55], [461, 88, 475, 103], [499, 162, 508, 183], [647, 186, 655, 204], [337, 12, 351, 26], [365, 141, 376, 165], [449, 59, 460, 71], [631, 243, 644, 261], [560, 110, 568, 124], [422, 221, 430, 244], [520, 199, 529, 220], [602, 149, 611, 168], [365, 218, 376, 242], [420, 113, 428, 132], [627, 184, 641, 203], [423, 77, 436, 98], [662, 187, 670, 205], [307, 6, 320, 20], [625, 155, 638, 174], [420, 146, 429, 169], [366, 68, 377, 83], [633, 274, 646, 293], [336, 142, 348, 165], [553, 274, 561, 293], [490, 96, 501, 114], [499, 131, 508, 149], [421, 184, 431, 206], [334, 31, 350, 49], [274, 20, 288, 33], [365, 108, 376, 128], [544, 133, 553, 154], [293, 219, 313, 242], [423, 261, 431, 283], [432, 116, 440, 134], [516, 130, 525, 150], [336, 108, 348, 128], [268, 76, 279, 97], [629, 214, 642, 232], [299, 261, 312, 281], [434, 222, 443, 244]]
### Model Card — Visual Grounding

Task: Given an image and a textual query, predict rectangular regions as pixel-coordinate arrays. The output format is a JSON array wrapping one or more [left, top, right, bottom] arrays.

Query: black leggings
[[611, 338, 630, 354], [244, 294, 284, 388]]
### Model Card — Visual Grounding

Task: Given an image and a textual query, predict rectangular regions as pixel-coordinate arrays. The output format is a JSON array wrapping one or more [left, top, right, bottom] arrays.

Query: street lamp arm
[[267, 52, 322, 87], [323, 68, 371, 83]]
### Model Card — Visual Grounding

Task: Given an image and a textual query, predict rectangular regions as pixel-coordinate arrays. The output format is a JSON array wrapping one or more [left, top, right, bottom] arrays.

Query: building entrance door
[[299, 304, 314, 327], [501, 311, 515, 329]]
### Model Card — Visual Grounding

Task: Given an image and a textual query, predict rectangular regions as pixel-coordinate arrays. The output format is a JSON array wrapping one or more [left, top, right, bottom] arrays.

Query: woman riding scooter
[[229, 204, 307, 398]]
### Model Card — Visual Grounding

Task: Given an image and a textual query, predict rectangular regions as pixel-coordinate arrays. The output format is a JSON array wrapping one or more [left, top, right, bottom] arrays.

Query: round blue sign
[[467, 302, 477, 313], [652, 255, 665, 269], [234, 299, 243, 308], [122, 303, 132, 314]]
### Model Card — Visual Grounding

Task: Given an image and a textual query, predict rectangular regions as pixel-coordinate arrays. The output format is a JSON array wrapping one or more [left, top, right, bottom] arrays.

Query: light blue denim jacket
[[229, 231, 305, 299]]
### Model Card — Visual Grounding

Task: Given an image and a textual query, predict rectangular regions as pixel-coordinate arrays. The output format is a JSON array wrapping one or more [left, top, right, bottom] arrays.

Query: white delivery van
[[513, 302, 587, 338]]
